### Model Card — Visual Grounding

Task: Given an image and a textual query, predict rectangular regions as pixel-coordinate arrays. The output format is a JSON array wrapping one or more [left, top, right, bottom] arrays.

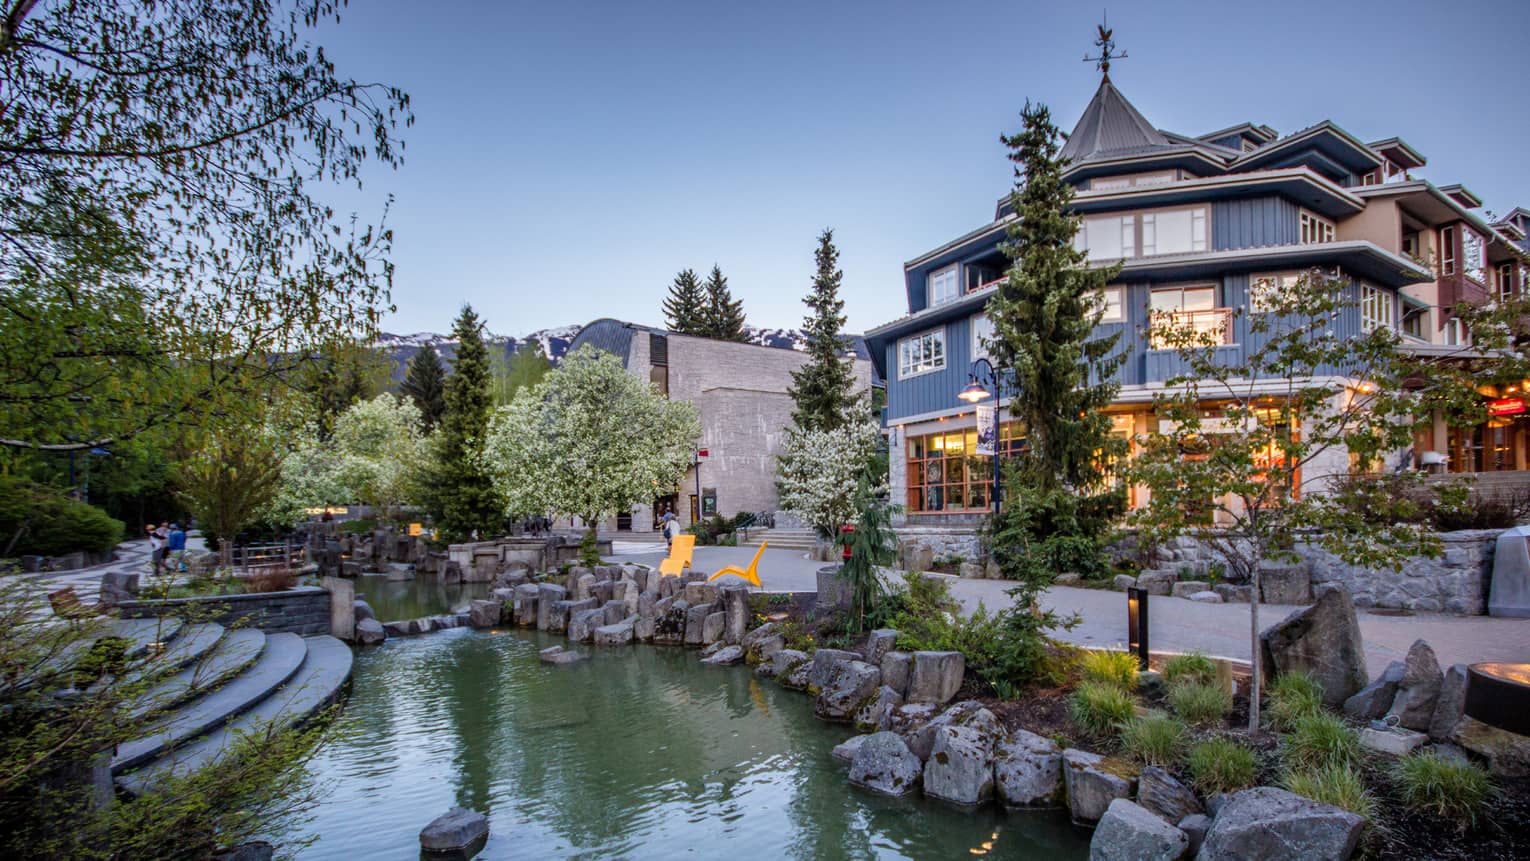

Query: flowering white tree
[[484, 346, 700, 555], [329, 394, 427, 516], [265, 422, 345, 526], [775, 418, 882, 537]]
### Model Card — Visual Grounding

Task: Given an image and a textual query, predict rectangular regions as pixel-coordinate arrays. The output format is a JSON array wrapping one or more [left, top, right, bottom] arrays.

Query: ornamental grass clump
[[1286, 712, 1361, 770], [1267, 672, 1325, 730], [1169, 681, 1233, 727], [1393, 751, 1493, 828], [1161, 651, 1218, 688], [1070, 681, 1137, 738], [1079, 649, 1139, 691], [1119, 715, 1186, 767], [1187, 738, 1257, 796], [1283, 763, 1377, 821]]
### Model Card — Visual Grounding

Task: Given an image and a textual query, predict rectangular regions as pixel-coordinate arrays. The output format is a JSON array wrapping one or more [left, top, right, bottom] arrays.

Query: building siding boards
[[1213, 196, 1299, 250]]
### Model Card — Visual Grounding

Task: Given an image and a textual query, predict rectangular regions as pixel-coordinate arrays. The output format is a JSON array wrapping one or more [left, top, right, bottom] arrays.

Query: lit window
[[1149, 285, 1227, 348], [1076, 206, 1207, 261], [898, 328, 946, 378], [928, 266, 959, 307], [970, 314, 994, 361], [1361, 284, 1395, 332], [1250, 272, 1301, 314], [1143, 208, 1207, 256], [1076, 214, 1135, 261], [1299, 210, 1335, 245]]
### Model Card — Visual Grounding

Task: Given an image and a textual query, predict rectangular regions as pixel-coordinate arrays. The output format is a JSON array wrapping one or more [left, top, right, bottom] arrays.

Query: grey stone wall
[[1305, 530, 1496, 615], [117, 585, 332, 635], [893, 526, 984, 569]]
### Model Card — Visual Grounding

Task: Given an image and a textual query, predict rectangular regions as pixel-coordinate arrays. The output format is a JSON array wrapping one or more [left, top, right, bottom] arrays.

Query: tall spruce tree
[[425, 306, 505, 540], [703, 265, 748, 341], [662, 269, 709, 334], [984, 102, 1127, 583], [401, 343, 447, 433], [787, 229, 861, 432]]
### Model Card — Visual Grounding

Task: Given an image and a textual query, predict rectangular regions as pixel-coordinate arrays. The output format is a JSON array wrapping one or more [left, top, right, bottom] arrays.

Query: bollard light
[[1126, 586, 1150, 671]]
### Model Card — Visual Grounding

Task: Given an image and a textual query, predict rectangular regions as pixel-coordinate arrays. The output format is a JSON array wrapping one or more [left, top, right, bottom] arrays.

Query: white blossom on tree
[[329, 394, 426, 515], [483, 345, 700, 540], [775, 418, 882, 537]]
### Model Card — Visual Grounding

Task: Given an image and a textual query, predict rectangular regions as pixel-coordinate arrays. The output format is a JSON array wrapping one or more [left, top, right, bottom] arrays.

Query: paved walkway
[[21, 535, 208, 601]]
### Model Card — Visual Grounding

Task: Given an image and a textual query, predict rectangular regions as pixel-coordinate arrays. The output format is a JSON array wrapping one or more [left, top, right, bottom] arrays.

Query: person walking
[[661, 512, 678, 550], [147, 523, 166, 577], [167, 522, 187, 573]]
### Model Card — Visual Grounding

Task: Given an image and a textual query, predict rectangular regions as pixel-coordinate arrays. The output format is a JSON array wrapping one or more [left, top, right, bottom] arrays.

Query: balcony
[[1437, 272, 1490, 312], [1148, 308, 1235, 350]]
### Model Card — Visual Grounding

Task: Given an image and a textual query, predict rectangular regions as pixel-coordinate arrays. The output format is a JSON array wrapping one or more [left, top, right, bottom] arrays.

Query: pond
[[271, 628, 1091, 859], [354, 574, 491, 622]]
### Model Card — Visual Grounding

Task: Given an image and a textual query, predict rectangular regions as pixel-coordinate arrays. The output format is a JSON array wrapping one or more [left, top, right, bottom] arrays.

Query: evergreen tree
[[662, 269, 709, 335], [702, 265, 748, 341], [984, 102, 1127, 584], [401, 343, 447, 433], [787, 229, 861, 432], [424, 306, 505, 540]]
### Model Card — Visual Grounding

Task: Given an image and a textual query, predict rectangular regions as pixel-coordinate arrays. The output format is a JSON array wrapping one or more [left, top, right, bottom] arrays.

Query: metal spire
[[1082, 13, 1127, 81]]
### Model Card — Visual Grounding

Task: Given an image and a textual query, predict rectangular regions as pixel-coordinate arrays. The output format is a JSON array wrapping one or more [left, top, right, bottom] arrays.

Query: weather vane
[[1082, 13, 1126, 80]]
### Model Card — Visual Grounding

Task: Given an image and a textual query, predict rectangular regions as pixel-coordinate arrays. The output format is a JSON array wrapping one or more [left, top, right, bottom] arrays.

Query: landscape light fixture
[[1126, 586, 1150, 670]]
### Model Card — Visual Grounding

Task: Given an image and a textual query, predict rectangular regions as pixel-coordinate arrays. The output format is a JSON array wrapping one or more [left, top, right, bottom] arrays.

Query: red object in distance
[[697, 449, 709, 458], [839, 523, 854, 561], [1488, 398, 1526, 417]]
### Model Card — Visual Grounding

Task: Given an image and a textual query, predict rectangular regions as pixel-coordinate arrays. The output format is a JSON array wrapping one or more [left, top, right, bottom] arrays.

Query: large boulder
[[467, 599, 502, 629], [538, 645, 586, 666], [1089, 798, 1188, 861], [535, 583, 568, 631], [772, 649, 812, 690], [854, 685, 903, 733], [1136, 766, 1201, 824], [1197, 787, 1365, 861], [907, 651, 965, 704], [905, 701, 1000, 762], [831, 734, 869, 763], [653, 597, 689, 646], [1428, 663, 1470, 741], [993, 729, 1063, 808], [865, 629, 899, 666], [701, 645, 744, 666], [593, 617, 636, 646], [567, 608, 605, 643], [815, 660, 882, 722], [683, 602, 712, 647], [1259, 589, 1367, 709], [1385, 639, 1443, 732], [635, 590, 658, 641], [880, 651, 913, 698], [808, 649, 862, 693], [1063, 748, 1136, 826], [848, 731, 923, 797], [418, 806, 488, 852], [720, 585, 749, 644], [1453, 716, 1530, 777], [512, 583, 540, 627], [354, 617, 386, 645], [922, 725, 995, 805], [1342, 661, 1404, 721]]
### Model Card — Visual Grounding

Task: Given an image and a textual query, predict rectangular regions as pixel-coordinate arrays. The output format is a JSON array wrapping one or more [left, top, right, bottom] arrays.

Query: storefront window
[[905, 422, 1023, 513]]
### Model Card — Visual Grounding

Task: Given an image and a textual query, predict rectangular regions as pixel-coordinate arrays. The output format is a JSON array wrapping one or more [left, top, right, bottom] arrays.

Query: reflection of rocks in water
[[522, 715, 592, 733]]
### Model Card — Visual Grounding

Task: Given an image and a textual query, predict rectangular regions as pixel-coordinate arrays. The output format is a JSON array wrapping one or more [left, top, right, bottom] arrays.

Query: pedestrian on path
[[147, 523, 166, 577], [166, 522, 187, 572], [661, 512, 678, 550]]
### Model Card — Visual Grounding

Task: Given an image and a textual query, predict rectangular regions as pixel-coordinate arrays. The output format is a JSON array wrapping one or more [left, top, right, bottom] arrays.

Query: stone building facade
[[569, 319, 875, 532]]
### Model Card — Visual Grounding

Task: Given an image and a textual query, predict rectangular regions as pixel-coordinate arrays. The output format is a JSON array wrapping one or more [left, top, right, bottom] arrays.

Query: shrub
[[1169, 682, 1233, 726], [1070, 681, 1137, 737], [1079, 649, 1139, 691], [0, 476, 125, 557], [1187, 738, 1257, 795], [1162, 652, 1218, 688], [1393, 751, 1493, 828], [1286, 713, 1361, 770], [246, 569, 297, 593], [1119, 715, 1186, 766], [1284, 764, 1376, 821], [1267, 672, 1325, 730]]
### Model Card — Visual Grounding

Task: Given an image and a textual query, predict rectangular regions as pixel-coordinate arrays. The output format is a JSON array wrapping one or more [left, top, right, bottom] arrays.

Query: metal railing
[[232, 540, 304, 573]]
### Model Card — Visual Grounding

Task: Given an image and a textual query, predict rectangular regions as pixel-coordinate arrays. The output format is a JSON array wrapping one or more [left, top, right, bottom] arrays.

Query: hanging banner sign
[[975, 404, 997, 456], [1488, 398, 1526, 417]]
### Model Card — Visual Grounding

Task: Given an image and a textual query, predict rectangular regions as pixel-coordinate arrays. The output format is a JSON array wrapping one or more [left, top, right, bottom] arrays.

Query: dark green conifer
[[401, 343, 447, 432], [423, 305, 505, 540], [787, 229, 862, 432], [702, 265, 748, 341], [662, 268, 708, 335]]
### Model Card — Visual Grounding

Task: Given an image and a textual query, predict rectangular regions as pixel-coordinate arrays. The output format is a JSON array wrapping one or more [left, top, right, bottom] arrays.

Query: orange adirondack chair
[[708, 542, 766, 588], [659, 534, 696, 577]]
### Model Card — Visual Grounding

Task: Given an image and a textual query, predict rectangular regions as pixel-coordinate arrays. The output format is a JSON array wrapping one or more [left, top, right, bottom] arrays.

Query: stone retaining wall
[[17, 549, 116, 573], [116, 585, 331, 636], [893, 527, 983, 571]]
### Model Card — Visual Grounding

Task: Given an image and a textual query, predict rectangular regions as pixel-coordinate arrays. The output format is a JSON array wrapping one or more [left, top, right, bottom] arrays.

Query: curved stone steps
[[111, 632, 306, 774], [117, 635, 354, 796], [110, 617, 186, 658], [127, 628, 267, 721]]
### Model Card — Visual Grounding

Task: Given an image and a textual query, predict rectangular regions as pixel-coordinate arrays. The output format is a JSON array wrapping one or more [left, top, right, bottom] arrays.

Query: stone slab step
[[117, 636, 354, 796], [110, 617, 186, 658], [99, 622, 225, 698], [111, 632, 305, 774], [128, 628, 267, 721]]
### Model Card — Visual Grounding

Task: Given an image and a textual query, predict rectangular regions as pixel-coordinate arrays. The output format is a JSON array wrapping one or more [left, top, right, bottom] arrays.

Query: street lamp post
[[957, 357, 1003, 517]]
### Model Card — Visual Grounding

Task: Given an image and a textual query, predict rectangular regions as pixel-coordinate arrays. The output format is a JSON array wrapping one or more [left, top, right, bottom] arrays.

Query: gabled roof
[[1228, 120, 1382, 178], [1060, 78, 1174, 164], [1366, 137, 1427, 170], [1438, 184, 1483, 209], [1197, 122, 1278, 146]]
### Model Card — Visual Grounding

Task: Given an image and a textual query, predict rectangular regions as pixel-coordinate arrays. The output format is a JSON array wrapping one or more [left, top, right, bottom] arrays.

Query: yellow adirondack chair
[[659, 533, 696, 577], [708, 541, 766, 588]]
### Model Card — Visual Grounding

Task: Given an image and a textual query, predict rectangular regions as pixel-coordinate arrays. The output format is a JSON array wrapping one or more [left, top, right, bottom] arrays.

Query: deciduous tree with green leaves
[[984, 102, 1127, 584], [484, 345, 699, 563], [663, 268, 709, 335], [787, 229, 864, 432], [174, 423, 286, 566], [402, 343, 447, 433], [422, 306, 505, 541], [488, 342, 552, 406], [703, 265, 748, 341]]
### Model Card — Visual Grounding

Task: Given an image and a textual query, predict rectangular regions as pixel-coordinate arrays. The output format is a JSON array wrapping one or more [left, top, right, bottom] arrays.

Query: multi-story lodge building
[[865, 74, 1530, 525]]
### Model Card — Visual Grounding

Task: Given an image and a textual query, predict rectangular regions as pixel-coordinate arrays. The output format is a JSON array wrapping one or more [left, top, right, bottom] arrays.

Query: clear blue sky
[[316, 0, 1530, 338]]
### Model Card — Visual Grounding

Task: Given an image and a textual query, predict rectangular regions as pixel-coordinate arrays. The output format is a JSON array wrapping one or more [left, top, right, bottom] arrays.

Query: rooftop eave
[[1366, 136, 1427, 170], [1069, 168, 1364, 220], [1109, 240, 1432, 287], [1059, 148, 1230, 182], [1357, 181, 1530, 260], [1230, 121, 1383, 174]]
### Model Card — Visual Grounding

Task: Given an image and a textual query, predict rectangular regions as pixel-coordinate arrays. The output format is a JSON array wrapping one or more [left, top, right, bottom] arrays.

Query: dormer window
[[928, 265, 959, 307], [1299, 210, 1335, 245]]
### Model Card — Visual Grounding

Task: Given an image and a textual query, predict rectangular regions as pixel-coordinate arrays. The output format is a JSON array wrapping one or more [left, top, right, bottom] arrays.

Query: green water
[[354, 574, 491, 622], [279, 629, 1091, 859]]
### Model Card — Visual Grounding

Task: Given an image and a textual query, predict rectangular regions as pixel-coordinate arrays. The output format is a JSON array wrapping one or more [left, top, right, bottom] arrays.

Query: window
[[1074, 206, 1208, 262], [1089, 170, 1176, 191], [1075, 214, 1135, 261], [1462, 229, 1485, 283], [1142, 208, 1207, 256], [1402, 306, 1427, 340], [1299, 210, 1335, 245], [1249, 272, 1301, 314], [970, 314, 994, 361], [898, 328, 946, 378], [905, 423, 1025, 513], [1094, 286, 1125, 322], [1445, 317, 1469, 347], [1440, 226, 1456, 275], [928, 266, 959, 307], [1401, 231, 1419, 259], [1361, 284, 1395, 332], [1499, 263, 1516, 300], [965, 264, 1003, 294], [1149, 285, 1227, 348]]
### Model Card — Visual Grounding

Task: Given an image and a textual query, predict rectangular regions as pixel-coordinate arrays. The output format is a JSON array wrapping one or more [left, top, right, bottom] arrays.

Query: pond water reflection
[[354, 574, 491, 622]]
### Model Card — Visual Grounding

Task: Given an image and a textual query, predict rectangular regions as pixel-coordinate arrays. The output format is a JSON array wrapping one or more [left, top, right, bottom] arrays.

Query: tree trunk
[[1248, 562, 1262, 734]]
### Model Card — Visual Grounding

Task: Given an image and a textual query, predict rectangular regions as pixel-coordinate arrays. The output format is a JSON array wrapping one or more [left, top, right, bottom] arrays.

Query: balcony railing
[[1149, 308, 1235, 350]]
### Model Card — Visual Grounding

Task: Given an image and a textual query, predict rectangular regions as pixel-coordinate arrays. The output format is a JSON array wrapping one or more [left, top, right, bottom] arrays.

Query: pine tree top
[[663, 268, 708, 336], [703, 265, 748, 342], [787, 229, 861, 432]]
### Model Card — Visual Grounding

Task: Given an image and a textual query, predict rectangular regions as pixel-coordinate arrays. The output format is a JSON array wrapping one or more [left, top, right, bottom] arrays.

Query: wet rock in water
[[467, 599, 502, 629], [354, 618, 386, 645], [653, 598, 689, 646], [538, 645, 587, 666], [721, 585, 749, 644], [1259, 589, 1367, 708], [906, 651, 964, 704], [880, 651, 913, 698], [701, 645, 744, 666], [906, 702, 999, 762], [1342, 661, 1404, 721], [864, 629, 899, 666], [747, 634, 785, 667], [535, 583, 567, 631], [815, 660, 882, 722], [772, 649, 812, 689], [352, 599, 376, 622], [1385, 639, 1443, 732], [635, 590, 658, 641], [1089, 798, 1188, 861], [808, 649, 862, 693], [1196, 786, 1365, 861], [832, 733, 869, 763], [512, 584, 540, 627], [1136, 765, 1202, 824], [702, 611, 726, 646], [683, 602, 711, 647], [922, 725, 995, 805], [593, 617, 636, 647], [994, 729, 1063, 808], [567, 608, 605, 643], [1062, 748, 1136, 826], [854, 685, 903, 733], [419, 806, 488, 852], [1429, 663, 1470, 741], [849, 731, 923, 798]]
